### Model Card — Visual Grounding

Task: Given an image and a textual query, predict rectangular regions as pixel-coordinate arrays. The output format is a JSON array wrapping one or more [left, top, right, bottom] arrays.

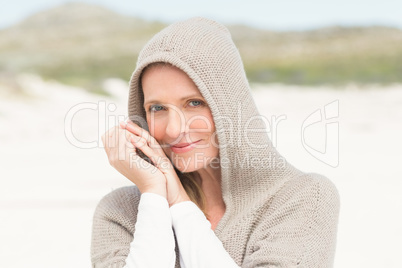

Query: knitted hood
[[128, 17, 302, 235]]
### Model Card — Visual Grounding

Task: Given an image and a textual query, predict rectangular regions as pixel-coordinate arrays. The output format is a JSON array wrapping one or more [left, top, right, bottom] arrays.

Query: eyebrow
[[143, 94, 204, 107]]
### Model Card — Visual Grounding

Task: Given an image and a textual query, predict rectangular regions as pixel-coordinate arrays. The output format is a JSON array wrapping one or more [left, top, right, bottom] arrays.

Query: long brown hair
[[140, 62, 208, 217], [175, 168, 207, 217]]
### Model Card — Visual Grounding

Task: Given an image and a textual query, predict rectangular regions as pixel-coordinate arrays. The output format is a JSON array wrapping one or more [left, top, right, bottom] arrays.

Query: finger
[[129, 152, 159, 174], [130, 136, 172, 171], [123, 127, 139, 144], [107, 126, 121, 147], [121, 122, 169, 164], [130, 136, 159, 164], [123, 122, 166, 154], [122, 121, 149, 140], [119, 120, 128, 129], [124, 129, 168, 165], [117, 129, 137, 162], [118, 130, 127, 162], [102, 127, 116, 153]]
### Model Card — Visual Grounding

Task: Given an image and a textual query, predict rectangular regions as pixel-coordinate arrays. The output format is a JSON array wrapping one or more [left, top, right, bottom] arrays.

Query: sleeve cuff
[[140, 192, 169, 208], [137, 192, 172, 229], [170, 201, 209, 228]]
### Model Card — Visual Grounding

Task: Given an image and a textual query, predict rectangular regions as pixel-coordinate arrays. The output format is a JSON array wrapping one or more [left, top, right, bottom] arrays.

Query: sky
[[1, 0, 402, 31]]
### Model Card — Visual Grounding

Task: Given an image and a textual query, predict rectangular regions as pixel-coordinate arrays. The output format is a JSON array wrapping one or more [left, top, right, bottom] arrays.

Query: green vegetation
[[1, 3, 401, 92], [37, 55, 139, 94], [245, 52, 402, 85]]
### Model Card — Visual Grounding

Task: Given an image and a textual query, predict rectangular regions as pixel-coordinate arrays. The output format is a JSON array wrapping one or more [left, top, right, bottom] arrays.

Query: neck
[[196, 165, 225, 213]]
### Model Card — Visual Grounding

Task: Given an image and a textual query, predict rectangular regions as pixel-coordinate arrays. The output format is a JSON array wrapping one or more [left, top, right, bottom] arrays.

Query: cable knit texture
[[91, 17, 340, 267]]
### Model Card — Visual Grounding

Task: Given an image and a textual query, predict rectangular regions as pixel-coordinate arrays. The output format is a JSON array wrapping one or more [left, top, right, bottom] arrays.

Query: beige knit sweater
[[91, 17, 340, 268]]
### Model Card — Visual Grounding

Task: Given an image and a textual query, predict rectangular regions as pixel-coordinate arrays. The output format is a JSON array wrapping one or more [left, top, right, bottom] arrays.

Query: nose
[[165, 109, 186, 139]]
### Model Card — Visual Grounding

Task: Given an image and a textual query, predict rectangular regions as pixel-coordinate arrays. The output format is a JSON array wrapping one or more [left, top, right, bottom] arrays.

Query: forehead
[[141, 64, 203, 100]]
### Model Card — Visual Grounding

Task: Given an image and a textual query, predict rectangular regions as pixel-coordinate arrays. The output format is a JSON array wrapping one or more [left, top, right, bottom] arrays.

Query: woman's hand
[[101, 122, 167, 198], [102, 120, 191, 206], [121, 120, 191, 206]]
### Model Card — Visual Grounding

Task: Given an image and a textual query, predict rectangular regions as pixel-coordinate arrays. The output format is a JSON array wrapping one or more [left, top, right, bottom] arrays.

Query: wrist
[[168, 189, 191, 207], [141, 186, 167, 199]]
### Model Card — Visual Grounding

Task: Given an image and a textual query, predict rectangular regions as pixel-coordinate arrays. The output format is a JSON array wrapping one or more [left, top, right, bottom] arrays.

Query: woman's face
[[142, 64, 219, 173]]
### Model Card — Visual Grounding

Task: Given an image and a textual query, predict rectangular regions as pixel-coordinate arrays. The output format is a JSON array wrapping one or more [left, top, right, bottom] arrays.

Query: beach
[[1, 74, 401, 267]]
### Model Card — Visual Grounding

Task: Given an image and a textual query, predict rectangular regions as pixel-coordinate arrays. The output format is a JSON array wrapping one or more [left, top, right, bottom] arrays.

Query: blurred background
[[1, 1, 401, 267]]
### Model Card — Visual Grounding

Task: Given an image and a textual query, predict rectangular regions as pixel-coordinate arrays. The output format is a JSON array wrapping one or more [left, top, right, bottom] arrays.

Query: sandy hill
[[1, 2, 402, 91]]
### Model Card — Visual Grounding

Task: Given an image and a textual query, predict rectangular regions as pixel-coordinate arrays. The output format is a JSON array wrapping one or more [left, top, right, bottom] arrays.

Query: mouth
[[170, 140, 201, 153]]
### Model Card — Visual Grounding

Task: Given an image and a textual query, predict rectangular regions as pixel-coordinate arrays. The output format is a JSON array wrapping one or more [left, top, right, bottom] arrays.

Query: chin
[[171, 154, 219, 174], [175, 166, 197, 174], [171, 159, 200, 173]]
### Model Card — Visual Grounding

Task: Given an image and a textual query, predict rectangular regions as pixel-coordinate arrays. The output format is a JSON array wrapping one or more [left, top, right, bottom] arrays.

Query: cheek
[[147, 118, 165, 141], [188, 112, 215, 132]]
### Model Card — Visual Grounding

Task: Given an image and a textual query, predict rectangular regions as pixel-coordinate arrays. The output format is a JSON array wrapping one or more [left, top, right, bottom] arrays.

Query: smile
[[170, 140, 201, 154]]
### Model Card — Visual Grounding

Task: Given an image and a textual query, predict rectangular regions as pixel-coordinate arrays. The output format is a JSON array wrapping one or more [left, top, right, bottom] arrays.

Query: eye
[[188, 100, 203, 107], [149, 105, 164, 112]]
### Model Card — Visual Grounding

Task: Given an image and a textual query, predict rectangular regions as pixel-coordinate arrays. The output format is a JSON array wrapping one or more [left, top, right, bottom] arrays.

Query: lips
[[170, 140, 201, 153]]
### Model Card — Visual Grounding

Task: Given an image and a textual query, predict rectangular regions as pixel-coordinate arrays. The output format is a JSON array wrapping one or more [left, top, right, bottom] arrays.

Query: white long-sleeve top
[[123, 192, 240, 268]]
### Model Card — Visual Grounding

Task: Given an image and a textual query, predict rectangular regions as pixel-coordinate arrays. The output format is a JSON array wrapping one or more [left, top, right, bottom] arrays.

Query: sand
[[0, 74, 401, 267]]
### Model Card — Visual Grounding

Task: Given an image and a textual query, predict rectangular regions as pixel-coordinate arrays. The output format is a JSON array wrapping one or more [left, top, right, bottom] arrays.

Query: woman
[[91, 17, 340, 268]]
